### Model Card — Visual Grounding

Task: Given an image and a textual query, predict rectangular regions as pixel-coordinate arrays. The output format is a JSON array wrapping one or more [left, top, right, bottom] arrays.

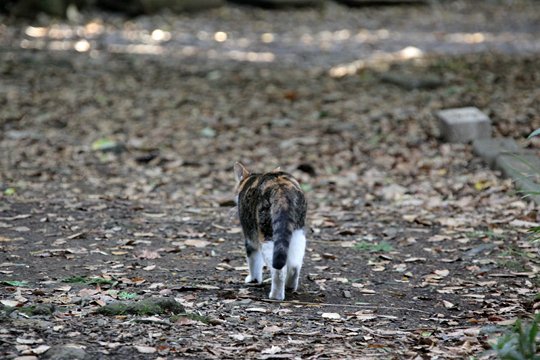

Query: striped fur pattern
[[234, 162, 307, 301]]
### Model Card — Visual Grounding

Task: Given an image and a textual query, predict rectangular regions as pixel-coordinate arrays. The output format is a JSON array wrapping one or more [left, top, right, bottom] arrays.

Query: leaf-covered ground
[[1, 1, 540, 359]]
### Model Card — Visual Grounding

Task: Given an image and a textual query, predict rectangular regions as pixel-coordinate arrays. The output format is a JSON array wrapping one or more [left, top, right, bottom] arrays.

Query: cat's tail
[[271, 207, 293, 270]]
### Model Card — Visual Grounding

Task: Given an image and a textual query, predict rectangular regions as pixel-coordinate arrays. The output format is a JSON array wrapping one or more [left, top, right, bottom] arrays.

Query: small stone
[[43, 344, 87, 360], [436, 107, 491, 143]]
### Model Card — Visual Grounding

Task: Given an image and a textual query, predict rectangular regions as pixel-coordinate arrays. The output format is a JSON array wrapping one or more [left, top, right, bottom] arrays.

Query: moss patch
[[0, 303, 55, 317], [96, 298, 185, 316], [62, 276, 115, 286]]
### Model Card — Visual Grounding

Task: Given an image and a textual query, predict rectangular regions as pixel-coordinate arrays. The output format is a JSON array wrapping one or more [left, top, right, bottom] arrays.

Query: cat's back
[[240, 171, 302, 201]]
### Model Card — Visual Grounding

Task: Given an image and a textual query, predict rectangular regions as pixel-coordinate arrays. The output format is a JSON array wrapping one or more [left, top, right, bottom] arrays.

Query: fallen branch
[[245, 297, 431, 314]]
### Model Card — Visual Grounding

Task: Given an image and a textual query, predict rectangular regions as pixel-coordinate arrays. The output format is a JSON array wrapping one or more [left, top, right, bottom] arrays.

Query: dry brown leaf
[[136, 249, 161, 259], [134, 345, 156, 354], [184, 239, 210, 248]]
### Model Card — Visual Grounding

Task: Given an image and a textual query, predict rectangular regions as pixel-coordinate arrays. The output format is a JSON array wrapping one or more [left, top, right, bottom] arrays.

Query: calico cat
[[234, 162, 307, 301]]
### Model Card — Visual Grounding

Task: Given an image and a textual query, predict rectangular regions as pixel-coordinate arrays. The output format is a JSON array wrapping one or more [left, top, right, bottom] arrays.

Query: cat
[[234, 162, 307, 301]]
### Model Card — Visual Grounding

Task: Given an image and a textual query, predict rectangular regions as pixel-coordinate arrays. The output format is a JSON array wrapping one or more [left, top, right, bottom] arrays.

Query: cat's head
[[233, 162, 282, 203], [234, 162, 282, 183]]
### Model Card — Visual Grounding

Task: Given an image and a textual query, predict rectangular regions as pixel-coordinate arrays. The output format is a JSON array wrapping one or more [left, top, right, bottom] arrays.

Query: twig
[[245, 297, 430, 314]]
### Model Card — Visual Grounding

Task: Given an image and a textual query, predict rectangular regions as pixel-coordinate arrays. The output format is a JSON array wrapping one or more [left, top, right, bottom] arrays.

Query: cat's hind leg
[[262, 242, 286, 300], [269, 267, 286, 301], [285, 229, 306, 291], [245, 240, 263, 284]]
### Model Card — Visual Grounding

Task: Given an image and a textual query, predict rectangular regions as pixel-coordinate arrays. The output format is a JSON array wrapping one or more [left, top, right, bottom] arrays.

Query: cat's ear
[[272, 166, 281, 172], [234, 162, 250, 182]]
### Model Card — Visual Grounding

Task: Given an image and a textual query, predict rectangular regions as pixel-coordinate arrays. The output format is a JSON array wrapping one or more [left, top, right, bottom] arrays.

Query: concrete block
[[495, 153, 540, 205], [472, 137, 521, 169], [436, 107, 491, 143]]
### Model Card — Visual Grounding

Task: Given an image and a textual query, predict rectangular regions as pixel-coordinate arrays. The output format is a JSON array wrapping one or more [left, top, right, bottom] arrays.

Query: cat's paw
[[285, 278, 299, 291], [245, 275, 262, 284], [268, 290, 285, 301]]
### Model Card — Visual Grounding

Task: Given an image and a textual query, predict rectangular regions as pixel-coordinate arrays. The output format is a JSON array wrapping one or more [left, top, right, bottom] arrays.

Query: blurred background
[[1, 0, 539, 206]]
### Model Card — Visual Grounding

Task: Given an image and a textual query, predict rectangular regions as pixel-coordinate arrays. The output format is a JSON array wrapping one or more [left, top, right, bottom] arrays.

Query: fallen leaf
[[31, 345, 50, 355], [13, 226, 30, 232], [111, 251, 128, 256], [1, 299, 20, 307], [227, 227, 242, 234], [91, 138, 120, 151], [434, 269, 450, 277], [263, 325, 282, 334], [16, 338, 42, 345], [134, 345, 156, 354], [442, 300, 455, 309], [134, 232, 155, 238], [184, 239, 210, 248], [261, 345, 282, 355], [322, 312, 341, 320], [136, 249, 161, 259], [245, 307, 267, 313], [230, 333, 247, 341]]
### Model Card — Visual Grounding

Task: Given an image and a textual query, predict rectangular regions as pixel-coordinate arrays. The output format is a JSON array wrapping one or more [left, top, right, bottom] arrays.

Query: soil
[[1, 1, 540, 359]]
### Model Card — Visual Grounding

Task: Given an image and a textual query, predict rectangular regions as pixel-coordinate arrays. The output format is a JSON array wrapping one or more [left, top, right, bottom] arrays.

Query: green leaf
[[528, 320, 538, 354], [200, 127, 216, 138], [4, 187, 16, 196], [91, 138, 118, 151], [527, 128, 540, 139], [119, 291, 138, 300], [492, 315, 540, 360], [2, 280, 28, 287]]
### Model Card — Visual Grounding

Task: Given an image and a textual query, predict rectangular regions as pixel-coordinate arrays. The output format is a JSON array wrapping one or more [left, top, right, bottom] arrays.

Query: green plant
[[528, 226, 540, 244], [1, 280, 28, 287], [492, 314, 540, 360], [466, 230, 505, 240], [498, 245, 532, 272]]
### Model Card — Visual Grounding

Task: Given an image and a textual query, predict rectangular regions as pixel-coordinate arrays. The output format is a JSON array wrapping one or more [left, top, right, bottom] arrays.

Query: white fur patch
[[259, 232, 306, 300], [287, 229, 306, 268], [246, 250, 263, 284], [261, 242, 273, 269], [269, 267, 286, 300]]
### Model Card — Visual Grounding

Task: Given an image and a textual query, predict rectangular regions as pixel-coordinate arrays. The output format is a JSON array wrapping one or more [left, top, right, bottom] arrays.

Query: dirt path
[[1, 2, 540, 359]]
